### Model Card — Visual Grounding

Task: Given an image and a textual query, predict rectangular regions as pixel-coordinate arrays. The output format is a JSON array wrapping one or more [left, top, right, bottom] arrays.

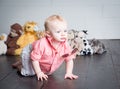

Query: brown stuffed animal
[[5, 23, 23, 55]]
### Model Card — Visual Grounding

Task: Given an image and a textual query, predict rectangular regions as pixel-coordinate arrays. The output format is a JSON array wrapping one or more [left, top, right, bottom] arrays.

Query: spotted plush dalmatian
[[80, 36, 93, 55]]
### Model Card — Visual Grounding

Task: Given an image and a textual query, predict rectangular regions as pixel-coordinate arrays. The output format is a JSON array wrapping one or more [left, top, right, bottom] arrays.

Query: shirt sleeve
[[64, 42, 76, 62], [30, 39, 44, 61]]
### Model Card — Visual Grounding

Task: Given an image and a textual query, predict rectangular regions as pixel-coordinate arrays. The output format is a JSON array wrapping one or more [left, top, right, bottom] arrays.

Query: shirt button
[[55, 52, 58, 55]]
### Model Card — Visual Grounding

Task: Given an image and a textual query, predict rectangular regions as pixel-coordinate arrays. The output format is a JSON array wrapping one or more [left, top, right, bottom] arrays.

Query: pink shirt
[[30, 36, 75, 75]]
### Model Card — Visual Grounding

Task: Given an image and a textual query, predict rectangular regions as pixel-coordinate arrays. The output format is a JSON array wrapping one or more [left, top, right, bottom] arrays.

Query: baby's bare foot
[[12, 61, 22, 68]]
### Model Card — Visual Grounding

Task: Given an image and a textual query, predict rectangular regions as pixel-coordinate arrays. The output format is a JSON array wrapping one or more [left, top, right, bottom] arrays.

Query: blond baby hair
[[44, 15, 67, 31]]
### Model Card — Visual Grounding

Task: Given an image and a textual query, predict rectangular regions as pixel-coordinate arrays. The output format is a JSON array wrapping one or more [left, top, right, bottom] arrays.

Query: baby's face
[[48, 21, 68, 42]]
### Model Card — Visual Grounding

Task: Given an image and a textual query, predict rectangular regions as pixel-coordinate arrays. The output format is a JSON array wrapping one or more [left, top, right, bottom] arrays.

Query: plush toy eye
[[75, 35, 78, 38], [27, 26, 31, 29], [83, 39, 86, 42], [84, 43, 87, 46]]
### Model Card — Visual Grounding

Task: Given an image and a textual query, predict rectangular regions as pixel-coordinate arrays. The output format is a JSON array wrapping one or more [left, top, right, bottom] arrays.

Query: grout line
[[0, 70, 13, 81]]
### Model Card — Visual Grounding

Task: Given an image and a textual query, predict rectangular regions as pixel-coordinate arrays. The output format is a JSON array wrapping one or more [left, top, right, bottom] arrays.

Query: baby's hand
[[36, 72, 48, 81], [64, 73, 78, 80]]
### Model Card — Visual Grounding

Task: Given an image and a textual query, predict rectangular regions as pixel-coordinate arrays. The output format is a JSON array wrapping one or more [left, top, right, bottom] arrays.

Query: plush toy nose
[[34, 26, 39, 31]]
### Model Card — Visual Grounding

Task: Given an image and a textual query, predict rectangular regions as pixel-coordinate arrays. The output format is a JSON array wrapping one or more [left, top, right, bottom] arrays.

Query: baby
[[12, 15, 78, 81]]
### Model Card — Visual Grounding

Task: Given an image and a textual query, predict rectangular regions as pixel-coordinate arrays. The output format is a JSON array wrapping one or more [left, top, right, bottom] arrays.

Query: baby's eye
[[64, 30, 67, 32], [56, 31, 61, 33]]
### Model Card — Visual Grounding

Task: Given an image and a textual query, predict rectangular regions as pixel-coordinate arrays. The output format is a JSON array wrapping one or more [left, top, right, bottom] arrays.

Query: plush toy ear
[[0, 33, 7, 41], [0, 35, 4, 40], [36, 30, 46, 39], [82, 30, 88, 34]]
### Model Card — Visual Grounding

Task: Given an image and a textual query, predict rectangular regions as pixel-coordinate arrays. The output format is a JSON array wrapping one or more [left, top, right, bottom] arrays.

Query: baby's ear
[[45, 30, 51, 37]]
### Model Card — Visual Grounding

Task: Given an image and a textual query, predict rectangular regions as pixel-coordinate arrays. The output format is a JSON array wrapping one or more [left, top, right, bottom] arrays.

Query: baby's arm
[[32, 61, 48, 81], [65, 59, 78, 80]]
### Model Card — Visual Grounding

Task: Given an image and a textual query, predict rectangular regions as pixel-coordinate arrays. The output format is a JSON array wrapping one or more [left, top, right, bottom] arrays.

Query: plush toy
[[15, 21, 39, 55], [89, 38, 107, 54], [76, 30, 93, 55], [5, 23, 23, 55], [36, 30, 46, 39], [68, 29, 84, 56], [68, 29, 93, 56], [0, 33, 7, 55]]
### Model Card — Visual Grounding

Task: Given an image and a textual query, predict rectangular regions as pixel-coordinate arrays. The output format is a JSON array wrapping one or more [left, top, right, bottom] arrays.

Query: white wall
[[0, 0, 120, 39]]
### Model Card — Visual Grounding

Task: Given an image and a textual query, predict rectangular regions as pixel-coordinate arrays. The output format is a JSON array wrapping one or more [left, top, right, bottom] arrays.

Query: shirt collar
[[46, 35, 66, 50]]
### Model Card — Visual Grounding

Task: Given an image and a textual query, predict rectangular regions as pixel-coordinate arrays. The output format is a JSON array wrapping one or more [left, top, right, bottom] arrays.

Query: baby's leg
[[20, 44, 35, 76], [16, 64, 22, 72], [12, 60, 22, 68], [21, 53, 35, 76]]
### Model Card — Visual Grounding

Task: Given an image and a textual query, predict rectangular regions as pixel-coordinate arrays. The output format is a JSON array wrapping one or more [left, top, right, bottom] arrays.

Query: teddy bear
[[68, 29, 93, 56], [5, 23, 23, 55], [0, 33, 7, 55], [15, 21, 39, 55]]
